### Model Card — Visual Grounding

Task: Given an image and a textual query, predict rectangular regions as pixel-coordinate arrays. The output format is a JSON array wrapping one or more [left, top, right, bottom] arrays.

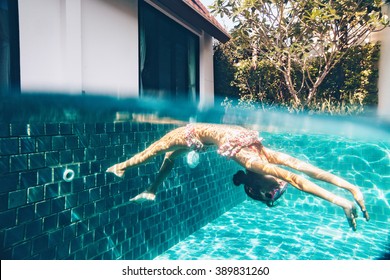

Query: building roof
[[154, 0, 231, 43]]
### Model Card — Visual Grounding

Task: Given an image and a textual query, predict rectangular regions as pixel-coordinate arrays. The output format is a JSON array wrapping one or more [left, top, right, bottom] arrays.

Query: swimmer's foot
[[130, 192, 156, 204], [106, 164, 125, 178]]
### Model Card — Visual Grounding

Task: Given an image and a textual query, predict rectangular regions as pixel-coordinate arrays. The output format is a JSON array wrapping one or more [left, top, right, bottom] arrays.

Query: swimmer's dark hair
[[233, 170, 246, 186], [233, 170, 284, 207]]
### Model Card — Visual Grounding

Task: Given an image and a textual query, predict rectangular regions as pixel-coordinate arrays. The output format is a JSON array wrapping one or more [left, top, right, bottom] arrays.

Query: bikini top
[[185, 124, 264, 158]]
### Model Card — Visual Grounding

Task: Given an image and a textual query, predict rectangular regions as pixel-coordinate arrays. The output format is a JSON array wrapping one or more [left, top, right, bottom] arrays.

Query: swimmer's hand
[[348, 188, 370, 228], [130, 192, 156, 204], [343, 204, 358, 231], [355, 195, 370, 222]]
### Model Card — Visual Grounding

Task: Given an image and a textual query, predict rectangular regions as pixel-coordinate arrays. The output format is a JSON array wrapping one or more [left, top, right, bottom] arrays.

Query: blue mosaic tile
[[56, 242, 70, 259], [29, 153, 45, 169], [59, 150, 72, 164], [25, 220, 42, 239], [78, 135, 89, 148], [12, 241, 32, 259], [0, 155, 9, 174], [59, 123, 72, 135], [76, 221, 88, 237], [63, 224, 77, 241], [20, 137, 35, 154], [37, 136, 52, 152], [72, 123, 85, 135], [95, 147, 105, 160], [45, 123, 59, 135], [35, 200, 51, 218], [28, 124, 45, 136], [51, 197, 65, 213], [71, 206, 84, 223], [10, 124, 28, 136], [0, 209, 16, 230], [58, 210, 71, 227], [0, 138, 18, 155], [85, 148, 95, 161], [52, 136, 65, 150], [8, 190, 27, 209], [85, 124, 96, 134], [43, 214, 58, 232], [48, 229, 63, 248], [84, 203, 95, 218], [4, 224, 25, 247], [70, 236, 83, 253], [0, 193, 7, 212], [45, 151, 59, 166], [78, 190, 89, 205], [0, 173, 18, 193], [73, 149, 85, 163], [44, 183, 59, 199], [38, 168, 52, 185], [17, 204, 35, 224], [20, 171, 38, 188], [10, 155, 28, 172]]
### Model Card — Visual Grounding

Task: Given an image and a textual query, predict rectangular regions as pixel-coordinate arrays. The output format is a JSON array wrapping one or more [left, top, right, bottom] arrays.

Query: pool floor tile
[[156, 200, 389, 260]]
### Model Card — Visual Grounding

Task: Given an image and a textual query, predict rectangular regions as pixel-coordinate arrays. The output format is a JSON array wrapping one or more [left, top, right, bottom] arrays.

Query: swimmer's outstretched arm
[[264, 148, 369, 221], [234, 149, 362, 230]]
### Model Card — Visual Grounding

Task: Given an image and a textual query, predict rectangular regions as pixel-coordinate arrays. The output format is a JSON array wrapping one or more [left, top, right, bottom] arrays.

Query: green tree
[[211, 0, 389, 109]]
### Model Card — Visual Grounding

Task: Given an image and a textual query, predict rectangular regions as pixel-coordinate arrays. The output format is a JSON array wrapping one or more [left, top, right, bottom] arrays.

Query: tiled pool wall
[[0, 122, 246, 259]]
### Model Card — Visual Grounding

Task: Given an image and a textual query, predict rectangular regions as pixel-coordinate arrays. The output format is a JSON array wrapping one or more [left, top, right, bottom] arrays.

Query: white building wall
[[199, 32, 214, 109], [18, 0, 66, 92], [81, 0, 138, 96], [18, 0, 138, 97], [18, 0, 216, 107]]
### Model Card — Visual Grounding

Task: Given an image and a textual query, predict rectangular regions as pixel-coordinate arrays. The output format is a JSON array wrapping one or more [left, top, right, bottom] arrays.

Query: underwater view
[[0, 95, 389, 260], [157, 132, 390, 260]]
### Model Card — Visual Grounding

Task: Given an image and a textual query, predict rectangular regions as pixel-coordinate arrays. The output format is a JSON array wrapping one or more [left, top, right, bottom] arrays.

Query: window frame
[[0, 0, 20, 96], [138, 1, 199, 102]]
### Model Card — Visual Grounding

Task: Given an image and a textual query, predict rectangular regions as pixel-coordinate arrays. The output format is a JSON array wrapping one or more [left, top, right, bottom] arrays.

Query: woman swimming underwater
[[107, 123, 369, 231]]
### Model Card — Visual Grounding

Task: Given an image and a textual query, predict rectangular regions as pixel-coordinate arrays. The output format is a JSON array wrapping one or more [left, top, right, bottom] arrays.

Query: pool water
[[155, 200, 389, 260], [156, 132, 390, 260]]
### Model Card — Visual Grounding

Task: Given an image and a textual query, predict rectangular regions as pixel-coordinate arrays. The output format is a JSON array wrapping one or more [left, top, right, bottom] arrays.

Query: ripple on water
[[155, 200, 389, 260]]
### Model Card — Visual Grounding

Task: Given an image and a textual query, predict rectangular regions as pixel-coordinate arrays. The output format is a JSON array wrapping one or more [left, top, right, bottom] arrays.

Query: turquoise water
[[155, 200, 389, 260], [156, 132, 390, 260], [2, 95, 389, 260]]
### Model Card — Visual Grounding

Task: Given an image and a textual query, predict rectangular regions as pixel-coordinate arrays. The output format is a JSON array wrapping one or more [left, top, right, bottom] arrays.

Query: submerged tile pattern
[[0, 122, 246, 259]]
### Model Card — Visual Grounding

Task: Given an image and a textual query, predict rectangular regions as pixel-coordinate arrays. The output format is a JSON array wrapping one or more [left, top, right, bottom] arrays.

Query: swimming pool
[[0, 95, 389, 260], [156, 132, 390, 260]]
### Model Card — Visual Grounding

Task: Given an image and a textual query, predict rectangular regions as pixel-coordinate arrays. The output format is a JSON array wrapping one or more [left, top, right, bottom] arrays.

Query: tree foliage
[[216, 41, 380, 114], [211, 0, 389, 110]]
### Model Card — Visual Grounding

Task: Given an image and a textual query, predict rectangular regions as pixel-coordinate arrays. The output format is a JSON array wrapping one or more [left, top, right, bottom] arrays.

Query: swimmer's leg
[[234, 149, 360, 231], [265, 148, 369, 221], [130, 149, 188, 203], [106, 127, 187, 177]]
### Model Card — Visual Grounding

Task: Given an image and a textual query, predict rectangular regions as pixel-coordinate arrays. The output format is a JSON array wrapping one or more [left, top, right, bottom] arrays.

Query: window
[[139, 1, 199, 102], [0, 0, 20, 96]]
